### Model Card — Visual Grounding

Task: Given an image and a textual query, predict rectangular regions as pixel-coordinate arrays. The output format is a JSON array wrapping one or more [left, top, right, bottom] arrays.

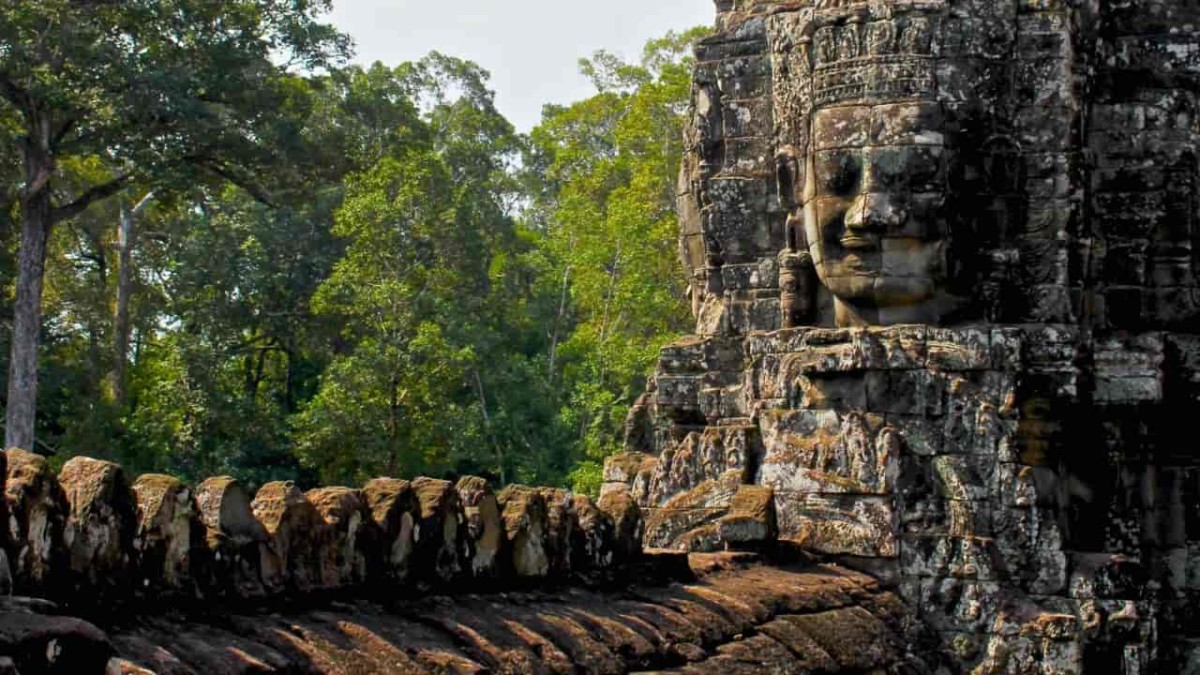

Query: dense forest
[[0, 2, 708, 493]]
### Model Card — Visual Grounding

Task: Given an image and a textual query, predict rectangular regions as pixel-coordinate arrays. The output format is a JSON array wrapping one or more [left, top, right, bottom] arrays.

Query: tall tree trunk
[[84, 228, 108, 401], [577, 240, 623, 445], [110, 191, 153, 407], [594, 242, 623, 392], [547, 264, 571, 380], [283, 345, 296, 413], [6, 171, 51, 451], [4, 102, 126, 449], [472, 369, 506, 485], [386, 374, 400, 476]]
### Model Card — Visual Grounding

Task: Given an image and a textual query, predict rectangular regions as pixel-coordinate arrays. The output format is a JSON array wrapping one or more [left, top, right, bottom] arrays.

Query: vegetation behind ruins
[[0, 4, 707, 493]]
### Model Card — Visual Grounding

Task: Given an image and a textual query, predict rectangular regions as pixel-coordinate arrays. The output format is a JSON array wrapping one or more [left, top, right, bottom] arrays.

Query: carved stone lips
[[840, 235, 878, 250]]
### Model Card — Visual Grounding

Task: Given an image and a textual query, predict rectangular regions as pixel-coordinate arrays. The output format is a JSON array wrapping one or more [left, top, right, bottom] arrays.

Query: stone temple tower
[[604, 0, 1200, 670]]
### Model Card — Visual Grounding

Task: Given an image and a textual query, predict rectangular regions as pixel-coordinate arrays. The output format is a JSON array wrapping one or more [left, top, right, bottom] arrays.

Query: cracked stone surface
[[607, 0, 1200, 671]]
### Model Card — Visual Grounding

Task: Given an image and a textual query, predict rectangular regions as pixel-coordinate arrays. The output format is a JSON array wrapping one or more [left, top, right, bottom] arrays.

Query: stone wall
[[41, 554, 929, 674], [608, 0, 1200, 672], [612, 325, 1199, 672], [105, 559, 925, 674], [0, 449, 644, 610]]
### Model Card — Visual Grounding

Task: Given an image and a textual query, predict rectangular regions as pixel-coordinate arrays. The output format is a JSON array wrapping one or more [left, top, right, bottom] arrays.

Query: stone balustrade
[[0, 449, 651, 608]]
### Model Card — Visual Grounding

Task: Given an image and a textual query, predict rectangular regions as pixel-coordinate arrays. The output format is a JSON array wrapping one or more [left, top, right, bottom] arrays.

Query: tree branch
[[195, 159, 276, 207], [18, 163, 54, 201], [131, 190, 156, 215], [0, 72, 29, 110], [51, 174, 132, 224], [51, 116, 78, 149]]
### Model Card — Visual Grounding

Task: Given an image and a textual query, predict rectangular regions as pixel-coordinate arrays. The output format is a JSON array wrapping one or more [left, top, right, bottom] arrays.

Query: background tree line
[[0, 2, 706, 492]]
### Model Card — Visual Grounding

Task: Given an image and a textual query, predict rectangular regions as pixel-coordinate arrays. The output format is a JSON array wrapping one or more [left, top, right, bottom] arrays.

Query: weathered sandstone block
[[131, 474, 201, 593], [362, 478, 418, 583], [719, 485, 778, 548], [646, 427, 757, 507], [643, 470, 742, 552], [4, 449, 67, 593], [538, 487, 575, 575], [0, 606, 113, 673], [571, 494, 616, 570], [306, 486, 373, 588], [409, 477, 466, 583], [455, 476, 502, 578], [601, 452, 656, 499], [597, 486, 643, 561], [496, 485, 549, 578], [59, 456, 137, 597], [251, 481, 325, 593], [194, 476, 269, 598]]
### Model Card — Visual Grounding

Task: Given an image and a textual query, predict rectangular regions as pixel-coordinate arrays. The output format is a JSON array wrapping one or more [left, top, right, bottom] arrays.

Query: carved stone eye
[[870, 146, 944, 191], [815, 150, 860, 196]]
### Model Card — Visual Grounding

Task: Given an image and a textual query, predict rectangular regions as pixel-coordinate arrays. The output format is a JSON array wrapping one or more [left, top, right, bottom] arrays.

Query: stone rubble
[[4, 0, 1200, 672]]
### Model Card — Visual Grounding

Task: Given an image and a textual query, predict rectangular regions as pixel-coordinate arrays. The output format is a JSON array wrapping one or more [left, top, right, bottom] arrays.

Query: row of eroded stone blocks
[[1, 449, 644, 606]]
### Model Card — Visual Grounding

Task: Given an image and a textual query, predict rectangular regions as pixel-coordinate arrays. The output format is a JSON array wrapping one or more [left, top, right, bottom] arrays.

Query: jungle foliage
[[0, 6, 707, 493]]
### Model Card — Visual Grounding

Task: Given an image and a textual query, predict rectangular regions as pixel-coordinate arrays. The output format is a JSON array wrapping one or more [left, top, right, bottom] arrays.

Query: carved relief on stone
[[759, 409, 898, 496], [695, 0, 1200, 335], [757, 407, 901, 556]]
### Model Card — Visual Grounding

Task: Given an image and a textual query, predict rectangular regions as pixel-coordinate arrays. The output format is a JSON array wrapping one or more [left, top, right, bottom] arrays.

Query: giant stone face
[[802, 101, 950, 326]]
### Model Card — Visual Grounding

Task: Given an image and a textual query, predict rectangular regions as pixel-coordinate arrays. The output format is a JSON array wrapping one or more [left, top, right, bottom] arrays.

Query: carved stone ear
[[774, 147, 802, 210], [779, 249, 817, 328]]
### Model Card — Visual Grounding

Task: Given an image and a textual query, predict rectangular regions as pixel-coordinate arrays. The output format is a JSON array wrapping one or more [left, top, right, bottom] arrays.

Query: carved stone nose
[[845, 193, 905, 233]]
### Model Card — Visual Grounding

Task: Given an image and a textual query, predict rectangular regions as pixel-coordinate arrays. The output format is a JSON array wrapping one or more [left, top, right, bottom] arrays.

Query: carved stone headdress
[[768, 0, 948, 147], [808, 2, 940, 108]]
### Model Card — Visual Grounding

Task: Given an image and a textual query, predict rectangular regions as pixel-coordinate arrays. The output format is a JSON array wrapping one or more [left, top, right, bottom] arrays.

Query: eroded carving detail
[[613, 0, 1200, 671]]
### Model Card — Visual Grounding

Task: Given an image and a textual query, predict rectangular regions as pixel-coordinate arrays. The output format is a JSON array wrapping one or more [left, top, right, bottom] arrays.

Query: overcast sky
[[325, 0, 714, 132]]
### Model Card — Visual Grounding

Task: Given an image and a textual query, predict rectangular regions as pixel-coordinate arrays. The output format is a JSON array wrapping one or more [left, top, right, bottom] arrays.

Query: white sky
[[325, 0, 715, 132]]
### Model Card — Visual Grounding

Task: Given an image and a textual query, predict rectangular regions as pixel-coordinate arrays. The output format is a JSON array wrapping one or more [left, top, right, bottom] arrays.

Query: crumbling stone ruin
[[5, 1, 1200, 673], [0, 449, 928, 673], [604, 0, 1200, 672]]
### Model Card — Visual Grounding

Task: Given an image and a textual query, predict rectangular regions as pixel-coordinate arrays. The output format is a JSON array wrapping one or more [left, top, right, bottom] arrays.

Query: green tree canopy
[[3, 23, 711, 496], [526, 27, 709, 492], [0, 0, 349, 450]]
